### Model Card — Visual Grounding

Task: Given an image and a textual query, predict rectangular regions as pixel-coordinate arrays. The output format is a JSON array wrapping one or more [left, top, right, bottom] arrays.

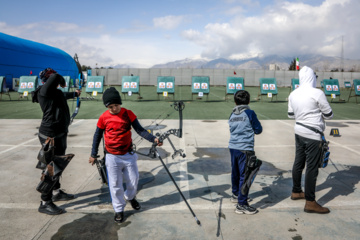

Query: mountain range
[[145, 54, 360, 71]]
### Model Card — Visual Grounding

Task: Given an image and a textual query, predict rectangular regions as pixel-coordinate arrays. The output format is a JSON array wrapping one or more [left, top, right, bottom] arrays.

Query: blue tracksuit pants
[[230, 149, 248, 205]]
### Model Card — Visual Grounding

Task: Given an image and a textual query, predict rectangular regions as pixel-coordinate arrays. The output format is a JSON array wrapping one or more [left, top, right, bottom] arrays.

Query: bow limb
[[70, 73, 83, 124]]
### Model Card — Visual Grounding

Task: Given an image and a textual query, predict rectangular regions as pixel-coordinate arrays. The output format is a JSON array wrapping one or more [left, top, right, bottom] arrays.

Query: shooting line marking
[[277, 120, 293, 127], [0, 120, 84, 155], [257, 112, 271, 120], [325, 139, 360, 155], [0, 137, 38, 155], [2, 199, 360, 212], [278, 120, 360, 154]]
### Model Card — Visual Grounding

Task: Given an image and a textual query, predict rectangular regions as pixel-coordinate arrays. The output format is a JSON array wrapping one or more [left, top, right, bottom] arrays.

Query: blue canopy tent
[[0, 32, 79, 90]]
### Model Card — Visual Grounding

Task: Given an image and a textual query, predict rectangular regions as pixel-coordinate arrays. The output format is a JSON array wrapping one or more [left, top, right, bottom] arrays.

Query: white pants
[[106, 153, 139, 212]]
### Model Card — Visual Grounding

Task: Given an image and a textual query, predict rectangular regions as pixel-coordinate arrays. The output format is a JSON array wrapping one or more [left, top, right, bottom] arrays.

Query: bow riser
[[134, 101, 185, 159]]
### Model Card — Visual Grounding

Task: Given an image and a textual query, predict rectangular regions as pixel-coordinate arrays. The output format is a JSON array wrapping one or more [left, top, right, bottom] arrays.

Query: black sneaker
[[38, 201, 65, 215], [235, 204, 258, 215], [114, 212, 124, 223], [52, 189, 76, 202], [129, 198, 141, 210]]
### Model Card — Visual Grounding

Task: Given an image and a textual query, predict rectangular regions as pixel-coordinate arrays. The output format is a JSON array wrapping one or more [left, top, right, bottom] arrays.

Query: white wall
[[94, 68, 360, 88]]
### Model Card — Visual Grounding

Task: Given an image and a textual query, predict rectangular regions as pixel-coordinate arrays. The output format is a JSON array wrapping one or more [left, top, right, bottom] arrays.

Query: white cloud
[[74, 34, 201, 68], [117, 20, 151, 34], [0, 22, 104, 39], [222, 0, 259, 6], [182, 0, 360, 59], [225, 6, 245, 16], [46, 22, 79, 32], [0, 22, 110, 67], [153, 15, 187, 30], [1, 0, 359, 68], [1, 20, 201, 68]]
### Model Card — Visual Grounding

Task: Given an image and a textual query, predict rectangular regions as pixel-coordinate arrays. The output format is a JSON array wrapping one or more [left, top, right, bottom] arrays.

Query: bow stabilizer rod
[[152, 141, 201, 226], [170, 101, 185, 138]]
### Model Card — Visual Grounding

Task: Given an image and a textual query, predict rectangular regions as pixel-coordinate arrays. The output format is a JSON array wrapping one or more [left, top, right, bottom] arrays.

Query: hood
[[299, 66, 317, 88], [233, 105, 249, 115]]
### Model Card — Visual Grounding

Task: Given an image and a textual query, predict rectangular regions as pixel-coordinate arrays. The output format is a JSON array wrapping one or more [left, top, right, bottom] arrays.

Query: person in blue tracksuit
[[228, 90, 262, 215]]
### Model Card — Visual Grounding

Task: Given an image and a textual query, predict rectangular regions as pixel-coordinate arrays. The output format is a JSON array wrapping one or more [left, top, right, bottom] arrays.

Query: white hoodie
[[288, 66, 333, 141]]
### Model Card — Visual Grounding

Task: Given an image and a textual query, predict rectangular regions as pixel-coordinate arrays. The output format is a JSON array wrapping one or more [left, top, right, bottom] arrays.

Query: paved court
[[0, 119, 359, 240]]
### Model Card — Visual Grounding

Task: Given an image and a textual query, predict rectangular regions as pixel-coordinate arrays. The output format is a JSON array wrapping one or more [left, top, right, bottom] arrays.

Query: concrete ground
[[0, 119, 359, 240]]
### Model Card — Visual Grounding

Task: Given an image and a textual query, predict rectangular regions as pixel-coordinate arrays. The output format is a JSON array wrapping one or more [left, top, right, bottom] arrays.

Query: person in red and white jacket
[[89, 87, 162, 223], [288, 66, 333, 214]]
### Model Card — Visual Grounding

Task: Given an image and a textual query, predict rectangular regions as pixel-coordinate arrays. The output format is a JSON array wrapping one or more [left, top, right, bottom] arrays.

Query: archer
[[32, 68, 81, 215], [88, 87, 162, 223]]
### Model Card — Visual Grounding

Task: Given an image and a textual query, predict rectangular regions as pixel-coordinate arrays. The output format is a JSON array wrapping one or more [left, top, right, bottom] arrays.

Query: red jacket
[[97, 108, 137, 155]]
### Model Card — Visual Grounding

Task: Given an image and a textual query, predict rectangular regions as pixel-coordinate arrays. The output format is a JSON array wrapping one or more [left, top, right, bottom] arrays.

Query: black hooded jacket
[[37, 73, 77, 137]]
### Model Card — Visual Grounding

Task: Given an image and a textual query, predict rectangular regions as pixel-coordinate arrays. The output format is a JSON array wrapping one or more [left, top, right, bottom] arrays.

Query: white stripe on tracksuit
[[106, 152, 139, 212]]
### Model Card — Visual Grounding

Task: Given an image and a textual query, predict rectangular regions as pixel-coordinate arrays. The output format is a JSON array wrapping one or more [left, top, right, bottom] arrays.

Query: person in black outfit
[[36, 68, 81, 215]]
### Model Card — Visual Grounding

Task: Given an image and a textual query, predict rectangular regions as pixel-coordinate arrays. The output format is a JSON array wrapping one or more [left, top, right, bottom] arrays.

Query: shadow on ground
[[51, 212, 125, 240], [317, 165, 360, 204], [54, 149, 360, 237]]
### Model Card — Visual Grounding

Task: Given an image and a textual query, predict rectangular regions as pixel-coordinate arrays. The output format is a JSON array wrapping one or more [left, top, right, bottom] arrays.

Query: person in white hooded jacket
[[288, 66, 333, 214]]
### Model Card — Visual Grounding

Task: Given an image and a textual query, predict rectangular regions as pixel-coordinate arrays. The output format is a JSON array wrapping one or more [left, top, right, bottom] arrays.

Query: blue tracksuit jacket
[[228, 105, 262, 151]]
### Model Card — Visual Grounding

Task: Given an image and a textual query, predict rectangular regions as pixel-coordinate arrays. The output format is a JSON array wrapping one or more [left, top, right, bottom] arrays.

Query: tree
[[81, 65, 91, 71], [289, 58, 296, 71]]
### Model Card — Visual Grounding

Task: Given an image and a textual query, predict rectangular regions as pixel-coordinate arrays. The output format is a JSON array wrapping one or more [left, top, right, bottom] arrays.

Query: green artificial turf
[[0, 86, 359, 120]]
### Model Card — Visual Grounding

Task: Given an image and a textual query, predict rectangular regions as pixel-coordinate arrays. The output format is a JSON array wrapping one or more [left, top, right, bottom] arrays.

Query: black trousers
[[292, 134, 321, 201], [38, 133, 67, 201]]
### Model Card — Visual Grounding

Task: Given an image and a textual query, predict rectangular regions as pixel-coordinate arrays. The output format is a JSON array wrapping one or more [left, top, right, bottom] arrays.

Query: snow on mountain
[[151, 58, 208, 69], [108, 55, 360, 71]]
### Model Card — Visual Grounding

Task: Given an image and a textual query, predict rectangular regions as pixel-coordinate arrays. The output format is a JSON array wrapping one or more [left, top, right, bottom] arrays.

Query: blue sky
[[0, 0, 358, 68]]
